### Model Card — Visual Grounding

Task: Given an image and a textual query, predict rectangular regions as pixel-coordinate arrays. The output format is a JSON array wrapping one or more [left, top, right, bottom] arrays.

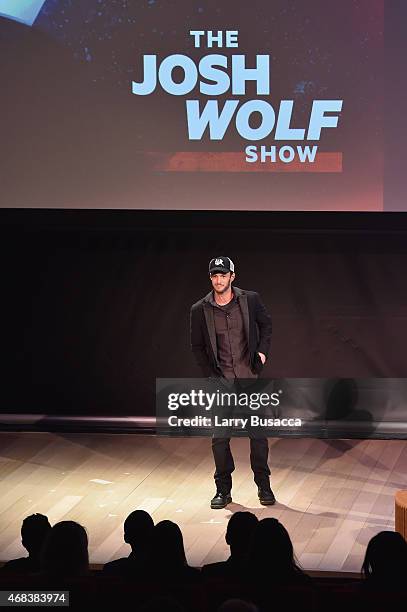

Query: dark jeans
[[212, 437, 271, 492]]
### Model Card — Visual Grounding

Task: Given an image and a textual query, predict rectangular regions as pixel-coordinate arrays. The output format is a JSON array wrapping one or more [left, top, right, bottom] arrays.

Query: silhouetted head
[[153, 520, 187, 568], [218, 600, 259, 612], [21, 513, 51, 557], [42, 520, 89, 576], [248, 518, 299, 575], [362, 531, 407, 584], [124, 510, 154, 550], [226, 512, 258, 556]]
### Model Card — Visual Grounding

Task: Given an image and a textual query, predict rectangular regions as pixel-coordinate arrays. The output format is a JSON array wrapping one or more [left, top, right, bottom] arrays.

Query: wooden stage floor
[[1, 432, 406, 573]]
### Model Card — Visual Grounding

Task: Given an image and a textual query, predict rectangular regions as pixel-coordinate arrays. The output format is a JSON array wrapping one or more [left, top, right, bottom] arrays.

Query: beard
[[214, 278, 231, 294]]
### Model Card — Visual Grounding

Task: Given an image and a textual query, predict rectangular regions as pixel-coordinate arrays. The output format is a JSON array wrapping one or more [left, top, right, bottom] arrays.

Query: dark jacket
[[190, 286, 272, 377], [201, 555, 247, 581]]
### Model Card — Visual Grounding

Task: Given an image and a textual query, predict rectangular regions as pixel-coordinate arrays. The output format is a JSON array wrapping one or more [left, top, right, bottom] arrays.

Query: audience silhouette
[[218, 600, 259, 612], [361, 530, 407, 591], [202, 512, 258, 580], [247, 518, 311, 587], [2, 509, 407, 612], [152, 520, 200, 583], [41, 520, 89, 577], [1, 513, 51, 574], [103, 509, 154, 576]]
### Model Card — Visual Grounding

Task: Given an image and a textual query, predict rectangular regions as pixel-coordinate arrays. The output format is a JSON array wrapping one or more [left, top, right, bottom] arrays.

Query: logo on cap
[[209, 256, 235, 274]]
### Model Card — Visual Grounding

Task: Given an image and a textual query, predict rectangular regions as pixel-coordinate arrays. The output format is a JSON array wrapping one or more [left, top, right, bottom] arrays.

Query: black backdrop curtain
[[1, 209, 407, 417]]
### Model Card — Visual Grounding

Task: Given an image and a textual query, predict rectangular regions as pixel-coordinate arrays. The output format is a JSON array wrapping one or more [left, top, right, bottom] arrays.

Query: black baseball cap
[[209, 256, 235, 275]]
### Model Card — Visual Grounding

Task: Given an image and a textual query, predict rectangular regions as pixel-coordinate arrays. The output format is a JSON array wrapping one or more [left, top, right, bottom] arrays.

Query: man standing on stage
[[190, 256, 275, 509]]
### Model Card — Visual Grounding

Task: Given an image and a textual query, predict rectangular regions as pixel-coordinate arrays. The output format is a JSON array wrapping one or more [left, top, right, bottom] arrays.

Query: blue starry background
[[32, 1, 376, 105], [30, 0, 383, 148], [0, 1, 386, 210]]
